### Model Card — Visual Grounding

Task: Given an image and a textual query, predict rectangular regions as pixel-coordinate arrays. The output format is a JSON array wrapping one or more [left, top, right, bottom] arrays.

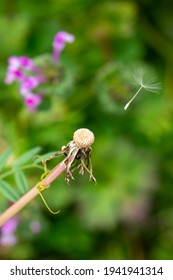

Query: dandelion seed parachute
[[124, 67, 161, 110]]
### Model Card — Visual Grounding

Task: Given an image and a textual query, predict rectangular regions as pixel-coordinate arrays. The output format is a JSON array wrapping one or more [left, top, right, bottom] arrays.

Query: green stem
[[0, 159, 67, 227]]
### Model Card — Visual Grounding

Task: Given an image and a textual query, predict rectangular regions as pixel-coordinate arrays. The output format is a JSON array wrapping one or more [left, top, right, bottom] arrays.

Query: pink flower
[[7, 56, 21, 70], [20, 76, 46, 96], [5, 56, 45, 111], [1, 217, 18, 234], [24, 93, 43, 112], [5, 56, 25, 84], [0, 217, 19, 246], [52, 31, 75, 63], [19, 56, 41, 73], [5, 56, 42, 85], [0, 234, 17, 246], [5, 30, 74, 112], [5, 69, 24, 84]]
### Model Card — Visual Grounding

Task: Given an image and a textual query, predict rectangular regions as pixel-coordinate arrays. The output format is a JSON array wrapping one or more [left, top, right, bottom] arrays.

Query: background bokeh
[[0, 0, 173, 260]]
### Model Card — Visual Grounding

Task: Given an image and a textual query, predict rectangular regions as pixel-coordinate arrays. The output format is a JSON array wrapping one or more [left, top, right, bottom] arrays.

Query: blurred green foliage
[[0, 0, 173, 260]]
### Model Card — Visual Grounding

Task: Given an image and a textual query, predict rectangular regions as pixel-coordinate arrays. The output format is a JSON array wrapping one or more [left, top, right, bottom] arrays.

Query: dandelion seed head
[[73, 128, 95, 148]]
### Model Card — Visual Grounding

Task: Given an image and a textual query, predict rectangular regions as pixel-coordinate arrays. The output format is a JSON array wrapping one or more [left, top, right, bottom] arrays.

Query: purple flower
[[19, 56, 41, 73], [52, 31, 75, 63], [5, 30, 74, 112], [20, 76, 46, 96], [5, 56, 24, 84], [0, 233, 17, 246], [7, 56, 21, 70], [5, 56, 45, 111], [5, 56, 41, 85], [24, 93, 43, 112], [1, 217, 18, 234], [5, 69, 24, 84], [0, 217, 19, 246]]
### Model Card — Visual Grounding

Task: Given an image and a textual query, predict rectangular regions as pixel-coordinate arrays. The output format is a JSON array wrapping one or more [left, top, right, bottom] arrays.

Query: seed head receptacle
[[73, 128, 95, 148]]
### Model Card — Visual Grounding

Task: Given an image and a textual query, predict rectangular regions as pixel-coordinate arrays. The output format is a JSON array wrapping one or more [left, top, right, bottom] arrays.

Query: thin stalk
[[0, 159, 67, 227], [124, 86, 143, 110]]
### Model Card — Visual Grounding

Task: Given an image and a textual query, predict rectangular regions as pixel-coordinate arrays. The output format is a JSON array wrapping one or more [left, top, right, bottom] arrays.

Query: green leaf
[[0, 148, 12, 171], [13, 147, 41, 167], [33, 151, 58, 164], [14, 169, 28, 194], [0, 179, 19, 202]]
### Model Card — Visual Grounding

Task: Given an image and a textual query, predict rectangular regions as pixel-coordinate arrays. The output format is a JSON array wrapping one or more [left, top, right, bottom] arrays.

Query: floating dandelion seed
[[124, 68, 161, 110]]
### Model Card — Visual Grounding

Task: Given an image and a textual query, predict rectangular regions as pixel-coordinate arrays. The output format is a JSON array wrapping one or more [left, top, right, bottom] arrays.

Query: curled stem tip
[[36, 184, 60, 215]]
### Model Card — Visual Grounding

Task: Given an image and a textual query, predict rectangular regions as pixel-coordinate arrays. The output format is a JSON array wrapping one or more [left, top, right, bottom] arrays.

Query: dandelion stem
[[0, 159, 68, 227], [124, 85, 143, 110]]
